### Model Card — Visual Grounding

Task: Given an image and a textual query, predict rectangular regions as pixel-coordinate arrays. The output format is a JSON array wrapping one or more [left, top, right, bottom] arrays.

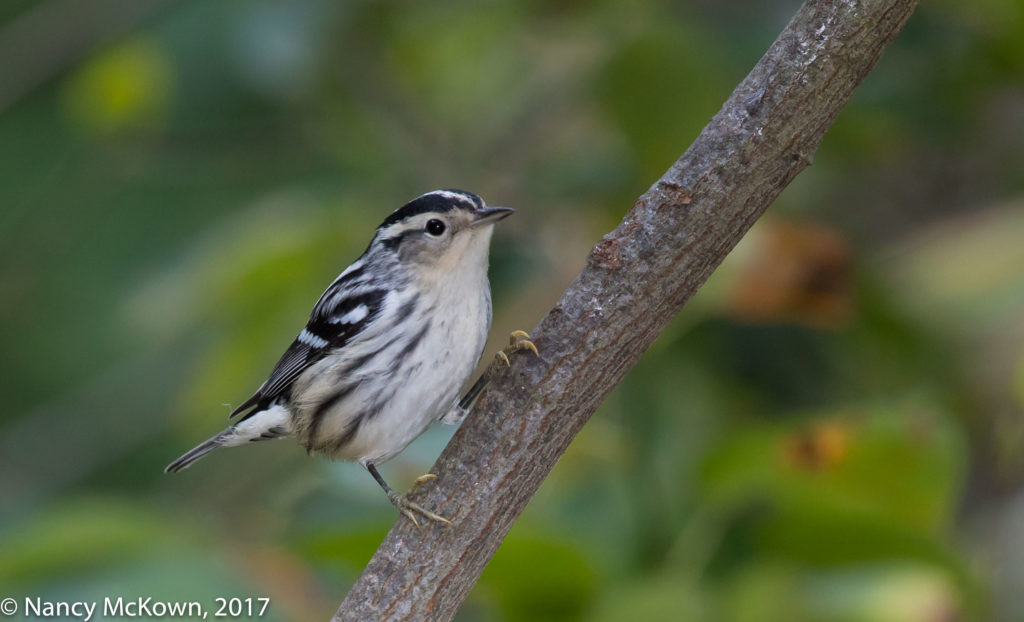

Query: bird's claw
[[451, 330, 540, 420], [494, 330, 538, 366], [388, 475, 452, 528], [413, 473, 438, 486]]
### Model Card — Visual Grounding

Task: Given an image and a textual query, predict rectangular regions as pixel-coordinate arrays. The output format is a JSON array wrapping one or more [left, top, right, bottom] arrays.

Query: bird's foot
[[494, 330, 538, 367], [388, 474, 452, 528], [413, 473, 438, 486], [451, 331, 540, 416]]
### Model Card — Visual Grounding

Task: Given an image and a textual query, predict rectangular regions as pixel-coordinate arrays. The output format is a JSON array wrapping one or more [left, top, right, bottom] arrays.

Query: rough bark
[[334, 0, 920, 619]]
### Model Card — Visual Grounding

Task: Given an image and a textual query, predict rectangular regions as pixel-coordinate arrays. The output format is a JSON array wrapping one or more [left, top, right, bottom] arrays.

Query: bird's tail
[[164, 404, 292, 473], [165, 432, 228, 472]]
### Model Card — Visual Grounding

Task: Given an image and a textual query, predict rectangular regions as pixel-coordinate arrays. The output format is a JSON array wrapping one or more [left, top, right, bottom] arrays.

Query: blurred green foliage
[[1, 0, 1023, 620]]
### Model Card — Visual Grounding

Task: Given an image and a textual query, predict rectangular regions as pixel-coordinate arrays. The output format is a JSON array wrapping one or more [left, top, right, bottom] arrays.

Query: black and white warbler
[[166, 189, 537, 525]]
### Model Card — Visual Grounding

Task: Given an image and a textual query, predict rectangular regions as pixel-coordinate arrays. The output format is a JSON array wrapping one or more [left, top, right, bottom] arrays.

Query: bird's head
[[375, 189, 512, 274]]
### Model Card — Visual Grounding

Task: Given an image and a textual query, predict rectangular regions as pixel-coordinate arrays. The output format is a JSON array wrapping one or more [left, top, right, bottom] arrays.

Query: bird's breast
[[291, 275, 492, 464]]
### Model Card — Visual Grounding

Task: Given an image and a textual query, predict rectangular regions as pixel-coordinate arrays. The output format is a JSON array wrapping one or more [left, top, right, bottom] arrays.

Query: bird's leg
[[366, 464, 452, 527], [443, 330, 539, 424]]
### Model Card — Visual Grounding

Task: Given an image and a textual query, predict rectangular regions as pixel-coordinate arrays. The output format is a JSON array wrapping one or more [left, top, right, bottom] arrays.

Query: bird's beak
[[472, 206, 514, 227]]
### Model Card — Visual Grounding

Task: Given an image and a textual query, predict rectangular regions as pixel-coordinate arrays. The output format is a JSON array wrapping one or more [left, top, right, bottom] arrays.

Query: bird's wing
[[230, 265, 387, 420]]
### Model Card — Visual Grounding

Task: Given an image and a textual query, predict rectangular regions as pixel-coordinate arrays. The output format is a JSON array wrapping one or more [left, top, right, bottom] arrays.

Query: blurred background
[[1, 0, 1022, 620]]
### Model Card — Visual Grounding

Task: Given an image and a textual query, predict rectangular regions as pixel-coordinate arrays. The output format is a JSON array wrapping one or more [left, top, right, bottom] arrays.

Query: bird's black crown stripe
[[379, 190, 482, 228]]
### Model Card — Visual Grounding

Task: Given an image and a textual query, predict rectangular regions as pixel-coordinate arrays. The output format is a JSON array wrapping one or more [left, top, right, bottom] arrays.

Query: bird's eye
[[425, 219, 446, 236]]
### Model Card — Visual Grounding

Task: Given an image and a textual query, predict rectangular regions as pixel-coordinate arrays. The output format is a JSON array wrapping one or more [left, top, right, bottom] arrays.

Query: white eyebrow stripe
[[331, 304, 368, 325], [427, 190, 481, 208], [298, 328, 329, 348], [378, 221, 415, 238]]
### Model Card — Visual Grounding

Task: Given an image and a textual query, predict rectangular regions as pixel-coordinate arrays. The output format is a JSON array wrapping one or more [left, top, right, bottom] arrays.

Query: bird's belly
[[332, 379, 452, 463], [291, 297, 488, 464]]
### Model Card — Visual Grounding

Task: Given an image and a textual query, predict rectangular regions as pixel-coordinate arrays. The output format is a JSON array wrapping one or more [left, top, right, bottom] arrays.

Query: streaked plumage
[[165, 190, 509, 483]]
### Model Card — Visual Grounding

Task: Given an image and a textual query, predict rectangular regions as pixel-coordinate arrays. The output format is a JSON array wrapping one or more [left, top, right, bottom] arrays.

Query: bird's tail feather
[[165, 433, 226, 473], [164, 404, 292, 473]]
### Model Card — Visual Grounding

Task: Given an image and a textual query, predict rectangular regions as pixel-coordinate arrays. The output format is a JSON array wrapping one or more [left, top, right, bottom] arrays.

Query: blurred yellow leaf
[[61, 37, 172, 134]]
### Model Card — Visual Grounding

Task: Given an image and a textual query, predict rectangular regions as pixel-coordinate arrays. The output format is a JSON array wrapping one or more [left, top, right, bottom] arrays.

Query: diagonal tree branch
[[334, 0, 920, 619]]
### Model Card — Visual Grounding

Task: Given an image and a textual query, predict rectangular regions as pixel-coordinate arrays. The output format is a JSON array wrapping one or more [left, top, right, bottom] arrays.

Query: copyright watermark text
[[0, 596, 270, 620]]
